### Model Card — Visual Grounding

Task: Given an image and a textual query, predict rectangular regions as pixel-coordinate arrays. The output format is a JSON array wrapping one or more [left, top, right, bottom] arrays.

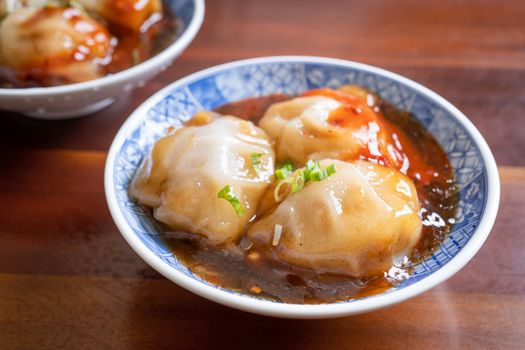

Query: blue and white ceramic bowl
[[0, 0, 204, 119], [105, 56, 499, 318]]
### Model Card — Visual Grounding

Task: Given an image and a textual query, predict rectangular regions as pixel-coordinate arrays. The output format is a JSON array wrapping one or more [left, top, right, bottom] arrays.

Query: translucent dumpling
[[130, 115, 275, 246], [246, 159, 422, 277], [260, 95, 349, 165], [76, 0, 162, 32], [0, 6, 114, 86], [259, 88, 415, 173], [1, 0, 162, 32]]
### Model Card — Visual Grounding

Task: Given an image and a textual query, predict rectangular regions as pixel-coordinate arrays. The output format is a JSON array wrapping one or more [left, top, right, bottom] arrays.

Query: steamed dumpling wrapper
[[259, 88, 385, 166], [75, 0, 163, 32], [1, 0, 163, 32], [247, 159, 422, 277], [0, 6, 114, 86], [259, 95, 358, 165], [259, 88, 433, 184], [130, 115, 275, 246]]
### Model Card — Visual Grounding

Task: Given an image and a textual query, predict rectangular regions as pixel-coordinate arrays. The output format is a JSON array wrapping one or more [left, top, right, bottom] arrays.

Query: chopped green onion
[[273, 178, 293, 202], [273, 161, 337, 201], [307, 161, 337, 182], [218, 185, 230, 198], [281, 160, 294, 170], [305, 160, 314, 170], [251, 152, 264, 175], [218, 185, 245, 217], [291, 173, 305, 193], [303, 160, 321, 181], [312, 169, 328, 181], [275, 167, 291, 180], [275, 160, 294, 179], [326, 164, 337, 176], [305, 160, 320, 172], [302, 168, 311, 182]]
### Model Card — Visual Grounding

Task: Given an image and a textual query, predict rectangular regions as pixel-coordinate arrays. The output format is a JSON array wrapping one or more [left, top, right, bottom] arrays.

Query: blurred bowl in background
[[0, 0, 204, 120]]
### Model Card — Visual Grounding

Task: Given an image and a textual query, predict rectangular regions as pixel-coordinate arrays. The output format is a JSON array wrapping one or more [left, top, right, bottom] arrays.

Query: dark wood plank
[[191, 0, 525, 69], [0, 150, 152, 279], [0, 274, 523, 349], [1, 0, 524, 348]]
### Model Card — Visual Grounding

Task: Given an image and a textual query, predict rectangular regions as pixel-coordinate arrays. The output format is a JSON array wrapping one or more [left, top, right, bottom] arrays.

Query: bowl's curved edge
[[104, 56, 500, 319]]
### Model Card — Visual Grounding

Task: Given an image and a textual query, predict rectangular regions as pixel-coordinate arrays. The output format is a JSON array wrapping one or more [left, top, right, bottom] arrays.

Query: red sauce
[[159, 89, 458, 304], [303, 88, 436, 184]]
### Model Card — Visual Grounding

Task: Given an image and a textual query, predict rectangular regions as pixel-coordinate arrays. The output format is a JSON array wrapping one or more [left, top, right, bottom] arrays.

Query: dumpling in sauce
[[259, 88, 423, 179], [260, 95, 346, 164], [130, 115, 275, 246], [246, 159, 422, 277], [0, 6, 114, 86], [76, 0, 163, 32]]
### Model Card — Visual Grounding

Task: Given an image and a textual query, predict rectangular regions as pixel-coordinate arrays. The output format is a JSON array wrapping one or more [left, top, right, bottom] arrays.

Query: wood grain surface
[[1, 0, 524, 348]]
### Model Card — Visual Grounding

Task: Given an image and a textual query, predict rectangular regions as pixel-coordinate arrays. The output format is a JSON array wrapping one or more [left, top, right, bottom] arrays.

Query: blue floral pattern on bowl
[[111, 58, 487, 302]]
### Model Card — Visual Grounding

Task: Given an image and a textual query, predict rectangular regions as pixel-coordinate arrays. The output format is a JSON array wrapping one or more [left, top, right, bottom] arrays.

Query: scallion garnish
[[326, 164, 337, 176], [310, 169, 328, 181], [273, 177, 293, 202], [291, 172, 305, 193], [273, 161, 337, 202], [274, 160, 294, 179], [275, 168, 290, 179], [251, 152, 264, 175], [218, 185, 245, 217], [305, 160, 319, 172], [281, 159, 294, 169]]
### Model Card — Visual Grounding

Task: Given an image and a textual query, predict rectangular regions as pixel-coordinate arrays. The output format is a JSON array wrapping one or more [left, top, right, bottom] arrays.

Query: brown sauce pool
[[160, 93, 458, 304]]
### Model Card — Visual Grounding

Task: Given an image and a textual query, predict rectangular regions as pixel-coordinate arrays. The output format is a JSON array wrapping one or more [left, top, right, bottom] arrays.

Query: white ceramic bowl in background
[[0, 0, 204, 120], [105, 56, 500, 319]]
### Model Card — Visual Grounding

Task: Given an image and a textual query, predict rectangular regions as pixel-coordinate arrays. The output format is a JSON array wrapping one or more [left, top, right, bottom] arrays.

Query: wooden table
[[1, 0, 524, 348]]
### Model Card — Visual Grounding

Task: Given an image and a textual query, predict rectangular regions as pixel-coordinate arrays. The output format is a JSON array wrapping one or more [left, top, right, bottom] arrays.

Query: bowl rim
[[0, 0, 205, 96], [104, 56, 500, 319]]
